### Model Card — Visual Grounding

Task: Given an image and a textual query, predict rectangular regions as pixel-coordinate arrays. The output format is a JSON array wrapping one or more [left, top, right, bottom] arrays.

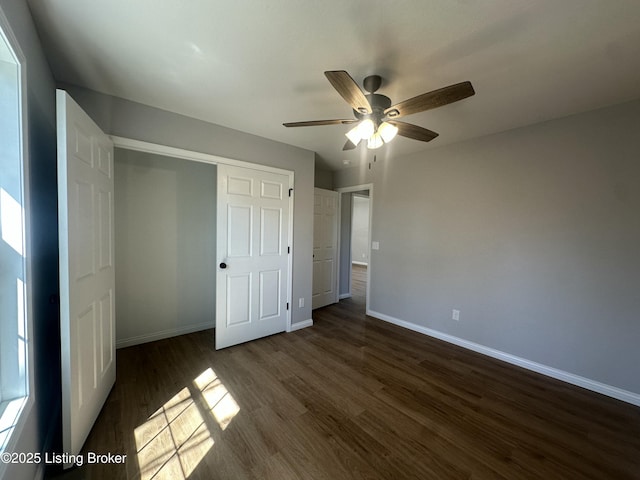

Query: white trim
[[0, 4, 35, 468], [116, 322, 213, 349], [335, 192, 343, 301], [339, 293, 352, 300], [109, 135, 296, 335], [287, 175, 294, 333], [289, 319, 313, 332], [111, 136, 292, 176], [367, 309, 640, 407]]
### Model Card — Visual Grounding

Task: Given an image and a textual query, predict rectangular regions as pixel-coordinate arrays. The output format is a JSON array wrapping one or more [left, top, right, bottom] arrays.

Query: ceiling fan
[[283, 70, 475, 150]]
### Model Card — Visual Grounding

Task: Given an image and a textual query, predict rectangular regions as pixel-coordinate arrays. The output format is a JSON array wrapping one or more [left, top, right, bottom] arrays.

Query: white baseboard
[[367, 309, 640, 407], [289, 319, 313, 332], [116, 322, 213, 349], [339, 293, 352, 300]]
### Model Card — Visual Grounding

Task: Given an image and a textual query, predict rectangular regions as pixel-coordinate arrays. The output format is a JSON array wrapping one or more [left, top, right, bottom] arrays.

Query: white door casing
[[57, 90, 116, 456], [312, 188, 339, 309], [216, 164, 291, 349]]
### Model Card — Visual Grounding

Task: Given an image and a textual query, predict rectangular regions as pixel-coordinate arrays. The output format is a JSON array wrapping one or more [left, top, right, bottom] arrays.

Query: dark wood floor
[[54, 264, 640, 479]]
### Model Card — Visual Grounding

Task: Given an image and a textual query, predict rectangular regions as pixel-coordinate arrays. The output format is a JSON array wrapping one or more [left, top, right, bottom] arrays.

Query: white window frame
[[0, 4, 34, 462]]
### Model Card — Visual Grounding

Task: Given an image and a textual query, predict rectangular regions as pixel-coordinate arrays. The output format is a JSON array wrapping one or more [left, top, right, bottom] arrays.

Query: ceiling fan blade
[[389, 121, 439, 142], [283, 119, 358, 127], [324, 70, 372, 114], [343, 139, 357, 151], [385, 81, 475, 118]]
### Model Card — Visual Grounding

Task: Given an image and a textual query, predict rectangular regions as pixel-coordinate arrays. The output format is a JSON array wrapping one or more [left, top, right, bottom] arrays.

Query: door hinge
[[289, 188, 293, 197], [287, 246, 290, 254], [286, 302, 289, 310]]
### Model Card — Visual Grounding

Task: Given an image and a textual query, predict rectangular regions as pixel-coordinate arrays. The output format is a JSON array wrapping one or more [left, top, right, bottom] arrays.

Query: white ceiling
[[27, 0, 640, 170]]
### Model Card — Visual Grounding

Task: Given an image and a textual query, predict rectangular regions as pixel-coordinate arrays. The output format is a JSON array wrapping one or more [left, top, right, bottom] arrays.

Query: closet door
[[216, 163, 291, 349]]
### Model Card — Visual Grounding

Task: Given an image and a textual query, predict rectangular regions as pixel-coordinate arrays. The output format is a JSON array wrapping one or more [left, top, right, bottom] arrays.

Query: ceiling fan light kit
[[345, 119, 398, 149], [378, 121, 399, 143], [345, 118, 374, 145], [284, 70, 475, 151], [367, 132, 384, 149]]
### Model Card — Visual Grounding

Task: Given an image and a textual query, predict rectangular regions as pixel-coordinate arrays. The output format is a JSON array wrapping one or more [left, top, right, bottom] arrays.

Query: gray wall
[[314, 164, 333, 189], [351, 195, 370, 265], [115, 148, 217, 346], [1, 1, 60, 479], [59, 83, 316, 326], [335, 98, 640, 396]]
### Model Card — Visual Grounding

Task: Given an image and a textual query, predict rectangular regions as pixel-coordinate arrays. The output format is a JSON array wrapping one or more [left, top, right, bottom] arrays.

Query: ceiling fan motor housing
[[363, 74, 382, 94], [354, 93, 392, 125]]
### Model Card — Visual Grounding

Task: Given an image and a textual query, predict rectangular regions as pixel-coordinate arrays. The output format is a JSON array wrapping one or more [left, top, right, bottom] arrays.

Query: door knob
[[220, 262, 227, 269]]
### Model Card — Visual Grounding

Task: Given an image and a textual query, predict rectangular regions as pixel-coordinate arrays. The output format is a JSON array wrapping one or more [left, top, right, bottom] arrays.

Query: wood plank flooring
[[351, 263, 367, 303], [50, 265, 640, 479]]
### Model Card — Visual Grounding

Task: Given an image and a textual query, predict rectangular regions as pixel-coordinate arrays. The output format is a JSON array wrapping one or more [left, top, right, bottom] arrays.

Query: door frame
[[336, 183, 373, 313], [110, 136, 295, 332]]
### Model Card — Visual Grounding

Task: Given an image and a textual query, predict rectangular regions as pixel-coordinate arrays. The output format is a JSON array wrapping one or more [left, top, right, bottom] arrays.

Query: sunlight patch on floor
[[134, 367, 240, 479], [194, 368, 240, 430]]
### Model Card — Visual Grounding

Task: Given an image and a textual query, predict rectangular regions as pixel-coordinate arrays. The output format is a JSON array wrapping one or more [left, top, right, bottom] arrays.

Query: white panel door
[[312, 188, 339, 309], [57, 90, 116, 456], [216, 164, 290, 349]]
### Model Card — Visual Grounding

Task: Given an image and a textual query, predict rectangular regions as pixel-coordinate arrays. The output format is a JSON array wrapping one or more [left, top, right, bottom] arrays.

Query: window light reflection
[[0, 188, 25, 257], [194, 368, 240, 430], [134, 367, 240, 479]]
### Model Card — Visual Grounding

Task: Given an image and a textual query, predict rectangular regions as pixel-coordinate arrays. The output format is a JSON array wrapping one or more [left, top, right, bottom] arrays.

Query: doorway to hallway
[[337, 184, 373, 315]]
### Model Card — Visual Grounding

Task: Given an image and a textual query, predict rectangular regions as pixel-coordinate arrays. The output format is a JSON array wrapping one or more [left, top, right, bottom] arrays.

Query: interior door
[[57, 90, 116, 456], [216, 163, 291, 349], [312, 188, 339, 309]]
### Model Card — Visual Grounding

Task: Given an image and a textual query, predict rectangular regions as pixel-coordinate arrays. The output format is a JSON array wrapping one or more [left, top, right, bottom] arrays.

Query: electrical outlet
[[299, 297, 304, 308], [452, 309, 460, 321]]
